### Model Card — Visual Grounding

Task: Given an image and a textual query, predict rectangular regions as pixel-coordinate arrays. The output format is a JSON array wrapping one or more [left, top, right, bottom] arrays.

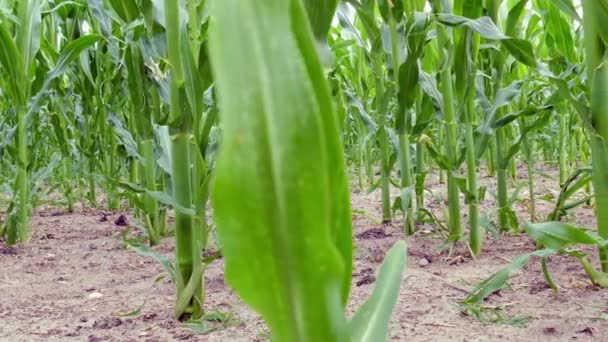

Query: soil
[[1, 167, 607, 342]]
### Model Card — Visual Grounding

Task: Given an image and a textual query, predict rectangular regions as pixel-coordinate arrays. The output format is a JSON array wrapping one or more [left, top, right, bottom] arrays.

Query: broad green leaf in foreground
[[209, 0, 352, 340]]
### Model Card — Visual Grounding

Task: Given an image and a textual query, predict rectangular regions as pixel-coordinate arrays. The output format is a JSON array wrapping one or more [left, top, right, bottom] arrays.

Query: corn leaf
[[303, 0, 338, 41], [462, 249, 554, 304], [128, 244, 176, 281], [0, 23, 24, 102], [209, 0, 351, 340], [525, 222, 605, 251], [349, 241, 407, 342], [27, 34, 102, 119], [436, 14, 537, 67], [108, 0, 140, 23], [16, 0, 41, 80], [553, 0, 582, 22]]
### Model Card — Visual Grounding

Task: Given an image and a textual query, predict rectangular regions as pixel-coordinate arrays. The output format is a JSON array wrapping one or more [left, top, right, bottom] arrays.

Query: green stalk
[[399, 131, 414, 234], [374, 59, 392, 223], [559, 111, 568, 184], [358, 123, 365, 190], [62, 158, 74, 213], [16, 105, 28, 242], [433, 0, 461, 243], [457, 0, 483, 256], [165, 0, 202, 319], [521, 117, 537, 221], [486, 139, 495, 176], [380, 144, 392, 223], [496, 132, 509, 231], [541, 257, 558, 292], [12, 0, 41, 243], [583, 0, 608, 272], [465, 88, 481, 255], [487, 0, 511, 232], [415, 141, 425, 218], [106, 126, 119, 210], [171, 134, 202, 318], [88, 158, 97, 207], [388, 13, 414, 234], [129, 157, 139, 210], [140, 139, 160, 245], [414, 92, 425, 216]]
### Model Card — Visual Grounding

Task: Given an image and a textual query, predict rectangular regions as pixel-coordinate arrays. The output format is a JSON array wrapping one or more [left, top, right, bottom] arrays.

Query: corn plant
[[0, 1, 99, 243]]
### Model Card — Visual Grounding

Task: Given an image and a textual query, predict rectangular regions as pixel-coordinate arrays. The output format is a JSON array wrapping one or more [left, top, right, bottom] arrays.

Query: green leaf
[[378, 0, 403, 23], [17, 0, 42, 79], [107, 113, 141, 161], [302, 0, 339, 41], [475, 81, 524, 157], [505, 0, 528, 37], [436, 14, 537, 67], [525, 222, 603, 250], [0, 23, 25, 103], [536, 0, 576, 62], [594, 1, 608, 47], [27, 34, 102, 118], [501, 38, 537, 67], [209, 0, 351, 340], [128, 244, 176, 281], [552, 0, 582, 22], [108, 0, 140, 23], [396, 54, 420, 125], [349, 241, 407, 341], [462, 249, 554, 304], [493, 105, 553, 129], [146, 190, 196, 216], [418, 68, 443, 114], [420, 135, 451, 170], [437, 14, 507, 40], [347, 92, 378, 133], [115, 298, 148, 317]]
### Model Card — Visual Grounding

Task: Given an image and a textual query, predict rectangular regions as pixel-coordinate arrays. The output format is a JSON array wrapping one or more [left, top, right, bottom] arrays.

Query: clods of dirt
[[356, 274, 376, 287], [355, 267, 374, 276], [529, 281, 551, 294], [0, 246, 17, 255], [418, 257, 431, 267], [114, 215, 128, 226], [542, 327, 559, 335], [93, 317, 124, 329], [576, 327, 594, 336], [356, 228, 392, 239], [142, 312, 158, 321], [39, 233, 55, 240], [88, 335, 110, 342]]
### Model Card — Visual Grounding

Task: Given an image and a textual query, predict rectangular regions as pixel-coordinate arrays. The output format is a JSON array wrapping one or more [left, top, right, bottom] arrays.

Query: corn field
[[1, 0, 608, 340]]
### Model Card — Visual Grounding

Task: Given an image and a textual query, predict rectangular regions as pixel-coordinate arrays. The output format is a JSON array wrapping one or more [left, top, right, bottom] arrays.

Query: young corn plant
[[431, 0, 462, 246], [163, 0, 203, 320], [0, 0, 42, 243], [454, 0, 483, 255], [0, 1, 99, 243]]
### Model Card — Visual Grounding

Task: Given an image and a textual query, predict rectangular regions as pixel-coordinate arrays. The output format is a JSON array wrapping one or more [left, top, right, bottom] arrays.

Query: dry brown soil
[[1, 168, 607, 341]]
